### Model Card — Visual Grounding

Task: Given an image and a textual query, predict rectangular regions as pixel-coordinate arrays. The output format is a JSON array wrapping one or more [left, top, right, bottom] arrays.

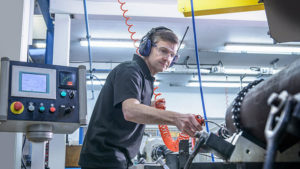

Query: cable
[[118, 0, 140, 55], [153, 87, 190, 152], [205, 120, 223, 128], [21, 135, 27, 169], [176, 26, 189, 54], [184, 137, 206, 169], [190, 0, 214, 162]]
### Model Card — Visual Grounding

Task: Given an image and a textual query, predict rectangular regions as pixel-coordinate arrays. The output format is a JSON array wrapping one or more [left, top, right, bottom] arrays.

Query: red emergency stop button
[[50, 107, 56, 113], [14, 101, 23, 111], [10, 101, 24, 114]]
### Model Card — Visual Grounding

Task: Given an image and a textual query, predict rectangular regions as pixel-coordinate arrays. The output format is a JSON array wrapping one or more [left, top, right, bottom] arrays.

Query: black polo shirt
[[79, 54, 155, 168]]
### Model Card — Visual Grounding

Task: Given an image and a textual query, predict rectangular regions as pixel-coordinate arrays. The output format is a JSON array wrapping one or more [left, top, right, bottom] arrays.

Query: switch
[[64, 105, 75, 114], [39, 106, 45, 112], [60, 91, 67, 97], [69, 91, 75, 99], [28, 102, 35, 112], [10, 101, 24, 114], [14, 101, 23, 111], [50, 107, 56, 113], [39, 103, 45, 113], [65, 107, 72, 114], [49, 104, 55, 113]]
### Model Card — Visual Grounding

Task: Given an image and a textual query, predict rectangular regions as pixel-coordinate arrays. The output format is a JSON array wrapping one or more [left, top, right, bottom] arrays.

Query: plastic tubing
[[154, 87, 189, 152], [118, 0, 140, 55]]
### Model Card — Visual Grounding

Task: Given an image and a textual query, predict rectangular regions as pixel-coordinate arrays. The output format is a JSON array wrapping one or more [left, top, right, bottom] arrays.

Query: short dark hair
[[151, 29, 179, 45]]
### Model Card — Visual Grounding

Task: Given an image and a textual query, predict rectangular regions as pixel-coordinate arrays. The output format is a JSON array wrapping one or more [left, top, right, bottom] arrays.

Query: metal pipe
[[82, 0, 96, 99], [83, 0, 93, 74]]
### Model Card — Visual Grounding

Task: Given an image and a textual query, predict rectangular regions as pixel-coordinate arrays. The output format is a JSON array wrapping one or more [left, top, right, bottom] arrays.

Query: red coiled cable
[[118, 0, 140, 55], [154, 87, 190, 152]]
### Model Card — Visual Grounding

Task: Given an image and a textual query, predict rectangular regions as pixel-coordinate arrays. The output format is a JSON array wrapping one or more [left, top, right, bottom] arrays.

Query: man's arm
[[122, 98, 202, 137]]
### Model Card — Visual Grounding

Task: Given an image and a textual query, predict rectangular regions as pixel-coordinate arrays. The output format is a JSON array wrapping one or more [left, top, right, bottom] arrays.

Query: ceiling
[[32, 0, 300, 89]]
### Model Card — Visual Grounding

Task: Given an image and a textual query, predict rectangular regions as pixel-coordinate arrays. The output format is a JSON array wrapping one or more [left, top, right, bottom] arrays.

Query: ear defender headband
[[139, 27, 179, 67]]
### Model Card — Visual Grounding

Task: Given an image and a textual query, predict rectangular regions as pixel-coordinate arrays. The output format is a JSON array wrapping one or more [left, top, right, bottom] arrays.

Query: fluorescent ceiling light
[[186, 82, 248, 88], [191, 75, 257, 82], [80, 39, 138, 48], [87, 80, 105, 85], [224, 68, 259, 75], [34, 42, 46, 48], [80, 39, 185, 49], [224, 43, 300, 54]]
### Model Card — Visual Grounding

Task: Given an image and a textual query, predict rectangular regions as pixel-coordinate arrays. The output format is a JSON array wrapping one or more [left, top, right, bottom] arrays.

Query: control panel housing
[[0, 57, 87, 134]]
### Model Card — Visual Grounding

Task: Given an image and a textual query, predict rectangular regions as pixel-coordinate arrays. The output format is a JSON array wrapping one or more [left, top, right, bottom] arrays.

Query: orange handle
[[194, 114, 205, 126]]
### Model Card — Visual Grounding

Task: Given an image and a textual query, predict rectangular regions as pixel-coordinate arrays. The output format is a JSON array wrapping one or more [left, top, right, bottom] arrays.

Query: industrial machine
[[129, 1, 300, 168], [132, 59, 300, 169], [0, 57, 87, 168]]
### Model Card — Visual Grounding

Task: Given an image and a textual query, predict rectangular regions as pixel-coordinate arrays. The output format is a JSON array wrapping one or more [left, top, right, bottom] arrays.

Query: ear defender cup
[[139, 27, 171, 57], [139, 38, 152, 57]]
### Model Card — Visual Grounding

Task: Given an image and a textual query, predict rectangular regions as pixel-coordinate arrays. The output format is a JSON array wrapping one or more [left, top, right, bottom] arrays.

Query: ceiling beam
[[178, 0, 264, 17]]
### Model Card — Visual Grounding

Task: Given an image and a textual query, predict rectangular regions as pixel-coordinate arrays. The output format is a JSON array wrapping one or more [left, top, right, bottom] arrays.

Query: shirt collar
[[133, 54, 155, 81]]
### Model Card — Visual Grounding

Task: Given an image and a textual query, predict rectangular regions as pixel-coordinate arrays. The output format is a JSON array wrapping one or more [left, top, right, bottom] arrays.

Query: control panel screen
[[20, 72, 49, 93], [59, 71, 76, 89]]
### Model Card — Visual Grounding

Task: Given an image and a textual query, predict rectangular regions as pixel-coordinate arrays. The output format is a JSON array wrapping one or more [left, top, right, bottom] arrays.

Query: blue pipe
[[37, 0, 54, 64], [45, 29, 54, 64], [83, 0, 93, 74], [79, 127, 84, 145], [190, 0, 214, 162]]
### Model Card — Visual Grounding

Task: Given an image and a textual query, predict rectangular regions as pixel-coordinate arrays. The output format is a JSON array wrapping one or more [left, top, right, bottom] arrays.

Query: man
[[79, 27, 203, 169]]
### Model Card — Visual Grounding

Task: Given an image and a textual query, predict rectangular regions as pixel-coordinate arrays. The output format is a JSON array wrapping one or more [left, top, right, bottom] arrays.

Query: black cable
[[21, 135, 27, 169], [176, 26, 189, 54], [21, 159, 26, 169], [184, 137, 206, 169]]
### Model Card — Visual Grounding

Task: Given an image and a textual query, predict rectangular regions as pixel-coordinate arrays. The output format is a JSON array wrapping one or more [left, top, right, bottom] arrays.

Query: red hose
[[118, 0, 140, 55], [153, 87, 205, 152]]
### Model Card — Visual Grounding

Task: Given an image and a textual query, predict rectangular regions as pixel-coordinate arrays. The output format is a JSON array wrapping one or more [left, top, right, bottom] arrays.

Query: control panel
[[0, 57, 87, 134]]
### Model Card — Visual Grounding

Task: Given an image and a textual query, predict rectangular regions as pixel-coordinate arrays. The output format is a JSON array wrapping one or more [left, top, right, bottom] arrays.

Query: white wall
[[157, 87, 238, 118]]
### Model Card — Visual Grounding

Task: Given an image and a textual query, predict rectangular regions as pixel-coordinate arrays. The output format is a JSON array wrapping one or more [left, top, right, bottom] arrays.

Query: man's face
[[146, 40, 178, 75]]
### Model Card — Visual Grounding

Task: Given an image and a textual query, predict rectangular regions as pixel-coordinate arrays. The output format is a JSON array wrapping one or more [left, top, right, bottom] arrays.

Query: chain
[[231, 79, 264, 132]]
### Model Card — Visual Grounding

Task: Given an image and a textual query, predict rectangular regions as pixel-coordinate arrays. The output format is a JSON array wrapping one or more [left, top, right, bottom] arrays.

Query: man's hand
[[174, 114, 203, 137]]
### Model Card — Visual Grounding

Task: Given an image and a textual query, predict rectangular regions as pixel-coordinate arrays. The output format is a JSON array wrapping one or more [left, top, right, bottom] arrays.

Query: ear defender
[[139, 38, 152, 57], [139, 27, 171, 57]]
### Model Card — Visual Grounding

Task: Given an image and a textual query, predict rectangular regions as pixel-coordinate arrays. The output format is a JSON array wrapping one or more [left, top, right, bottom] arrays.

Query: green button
[[39, 106, 45, 112], [61, 91, 67, 97]]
